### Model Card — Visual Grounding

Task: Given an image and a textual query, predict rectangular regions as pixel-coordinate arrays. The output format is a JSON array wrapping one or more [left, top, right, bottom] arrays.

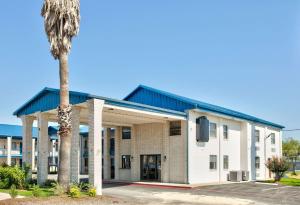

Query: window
[[170, 121, 181, 136], [84, 139, 88, 149], [122, 127, 131, 139], [271, 148, 276, 152], [121, 155, 131, 169], [223, 125, 228, 139], [255, 130, 260, 143], [223, 155, 229, 170], [84, 158, 88, 167], [209, 155, 217, 170], [255, 146, 260, 151], [271, 133, 275, 144], [210, 123, 217, 138], [255, 156, 260, 169], [12, 142, 17, 150]]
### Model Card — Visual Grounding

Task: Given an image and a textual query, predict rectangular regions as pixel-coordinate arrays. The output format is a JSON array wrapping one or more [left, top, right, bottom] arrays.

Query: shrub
[[266, 156, 290, 182], [9, 185, 18, 199], [32, 185, 42, 197], [43, 179, 57, 188], [0, 166, 25, 189], [88, 187, 97, 197], [68, 185, 80, 198], [72, 182, 91, 192], [51, 182, 65, 196]]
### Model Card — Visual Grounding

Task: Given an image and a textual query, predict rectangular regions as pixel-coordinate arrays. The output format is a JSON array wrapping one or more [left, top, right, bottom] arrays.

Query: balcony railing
[[0, 148, 22, 156]]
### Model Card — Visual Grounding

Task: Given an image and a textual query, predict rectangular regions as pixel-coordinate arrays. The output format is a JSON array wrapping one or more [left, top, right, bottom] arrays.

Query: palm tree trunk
[[57, 52, 71, 187]]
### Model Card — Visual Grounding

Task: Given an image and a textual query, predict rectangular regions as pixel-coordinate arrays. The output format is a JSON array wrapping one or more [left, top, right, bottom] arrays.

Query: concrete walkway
[[0, 193, 11, 201]]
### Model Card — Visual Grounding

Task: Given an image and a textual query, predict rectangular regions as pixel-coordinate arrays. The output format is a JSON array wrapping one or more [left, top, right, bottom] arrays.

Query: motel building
[[12, 85, 283, 194]]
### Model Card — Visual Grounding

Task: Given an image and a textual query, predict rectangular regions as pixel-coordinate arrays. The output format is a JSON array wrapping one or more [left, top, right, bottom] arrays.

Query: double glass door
[[140, 155, 161, 181]]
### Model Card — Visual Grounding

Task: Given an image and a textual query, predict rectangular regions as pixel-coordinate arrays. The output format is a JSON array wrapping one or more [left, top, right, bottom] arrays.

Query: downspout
[[185, 110, 189, 184]]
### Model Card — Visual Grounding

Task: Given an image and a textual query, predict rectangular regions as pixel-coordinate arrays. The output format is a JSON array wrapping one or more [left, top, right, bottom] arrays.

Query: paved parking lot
[[103, 182, 300, 205]]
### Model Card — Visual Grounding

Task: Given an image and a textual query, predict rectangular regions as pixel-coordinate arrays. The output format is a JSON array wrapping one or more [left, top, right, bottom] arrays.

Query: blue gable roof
[[14, 88, 186, 118], [124, 85, 284, 129], [0, 124, 38, 139]]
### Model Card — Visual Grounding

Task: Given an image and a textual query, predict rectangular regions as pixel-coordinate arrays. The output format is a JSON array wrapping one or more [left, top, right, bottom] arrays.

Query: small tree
[[265, 156, 290, 182], [283, 138, 300, 175]]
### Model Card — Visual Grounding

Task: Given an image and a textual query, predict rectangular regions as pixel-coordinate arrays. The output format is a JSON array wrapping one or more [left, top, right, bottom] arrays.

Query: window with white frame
[[271, 133, 275, 144], [223, 125, 228, 139], [255, 156, 260, 169], [209, 155, 217, 170], [122, 127, 131, 139], [255, 130, 260, 143], [210, 123, 217, 138], [223, 155, 229, 170]]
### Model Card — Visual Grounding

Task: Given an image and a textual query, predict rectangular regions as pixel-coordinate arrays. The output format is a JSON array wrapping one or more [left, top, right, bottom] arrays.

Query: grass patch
[[279, 178, 300, 186], [0, 188, 54, 197]]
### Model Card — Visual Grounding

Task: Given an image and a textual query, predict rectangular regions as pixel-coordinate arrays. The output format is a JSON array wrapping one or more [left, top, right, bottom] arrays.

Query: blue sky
[[0, 1, 299, 139]]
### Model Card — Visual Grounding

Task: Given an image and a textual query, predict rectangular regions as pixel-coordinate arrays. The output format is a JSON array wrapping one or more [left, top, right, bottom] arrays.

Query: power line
[[283, 129, 300, 132]]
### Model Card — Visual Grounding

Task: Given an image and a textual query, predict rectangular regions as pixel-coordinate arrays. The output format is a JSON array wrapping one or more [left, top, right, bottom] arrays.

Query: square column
[[37, 113, 49, 185], [162, 122, 170, 183], [7, 137, 12, 166], [130, 125, 139, 181], [103, 128, 111, 180], [21, 116, 34, 178], [32, 138, 36, 172], [70, 106, 81, 183], [114, 127, 120, 180], [88, 99, 104, 195]]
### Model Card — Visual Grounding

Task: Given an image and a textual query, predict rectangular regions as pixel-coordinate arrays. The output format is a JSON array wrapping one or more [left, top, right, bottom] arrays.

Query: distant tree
[[265, 157, 290, 182], [283, 138, 300, 175]]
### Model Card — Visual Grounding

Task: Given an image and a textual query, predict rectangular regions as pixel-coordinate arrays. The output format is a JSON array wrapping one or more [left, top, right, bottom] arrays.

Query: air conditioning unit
[[229, 171, 242, 182], [242, 171, 249, 181]]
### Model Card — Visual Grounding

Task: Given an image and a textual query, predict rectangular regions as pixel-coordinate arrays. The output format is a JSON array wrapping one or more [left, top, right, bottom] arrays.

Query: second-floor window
[[271, 133, 275, 144], [223, 125, 228, 139], [210, 123, 217, 138], [170, 121, 181, 136], [122, 127, 131, 139], [255, 130, 260, 143], [223, 155, 229, 170]]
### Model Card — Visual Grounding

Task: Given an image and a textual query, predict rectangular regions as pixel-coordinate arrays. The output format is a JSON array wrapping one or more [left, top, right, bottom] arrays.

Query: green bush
[[68, 185, 80, 198], [72, 182, 91, 192], [88, 187, 97, 197], [51, 182, 65, 196], [32, 185, 42, 197], [0, 166, 25, 189], [43, 179, 57, 188], [9, 185, 18, 199]]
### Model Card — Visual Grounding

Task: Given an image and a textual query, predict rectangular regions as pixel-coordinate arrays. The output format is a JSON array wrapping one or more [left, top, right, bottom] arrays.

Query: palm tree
[[41, 0, 80, 187]]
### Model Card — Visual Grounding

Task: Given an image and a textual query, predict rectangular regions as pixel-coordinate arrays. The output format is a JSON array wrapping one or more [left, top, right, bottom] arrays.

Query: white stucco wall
[[188, 110, 242, 184]]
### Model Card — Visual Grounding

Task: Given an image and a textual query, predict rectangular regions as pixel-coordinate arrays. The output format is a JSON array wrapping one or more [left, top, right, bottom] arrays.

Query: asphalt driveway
[[103, 182, 300, 205]]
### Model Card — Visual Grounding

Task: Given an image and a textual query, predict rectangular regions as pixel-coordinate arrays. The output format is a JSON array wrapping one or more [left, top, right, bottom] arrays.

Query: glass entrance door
[[140, 155, 161, 181]]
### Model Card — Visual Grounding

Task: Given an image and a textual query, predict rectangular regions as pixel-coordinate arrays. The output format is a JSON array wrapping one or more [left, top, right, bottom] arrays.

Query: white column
[[32, 138, 36, 172], [88, 99, 104, 195], [21, 116, 34, 178], [37, 113, 49, 185], [70, 106, 81, 183], [7, 137, 12, 166], [162, 122, 170, 183], [130, 125, 139, 181], [114, 127, 120, 180], [103, 128, 111, 180]]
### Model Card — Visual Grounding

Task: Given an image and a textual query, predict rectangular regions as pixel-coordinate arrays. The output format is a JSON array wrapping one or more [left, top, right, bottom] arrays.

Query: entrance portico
[[14, 88, 186, 195]]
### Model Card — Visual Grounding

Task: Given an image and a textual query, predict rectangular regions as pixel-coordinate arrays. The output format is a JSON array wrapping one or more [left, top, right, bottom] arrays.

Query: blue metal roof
[[0, 124, 59, 140], [0, 124, 38, 139], [124, 85, 285, 129], [13, 87, 186, 118]]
